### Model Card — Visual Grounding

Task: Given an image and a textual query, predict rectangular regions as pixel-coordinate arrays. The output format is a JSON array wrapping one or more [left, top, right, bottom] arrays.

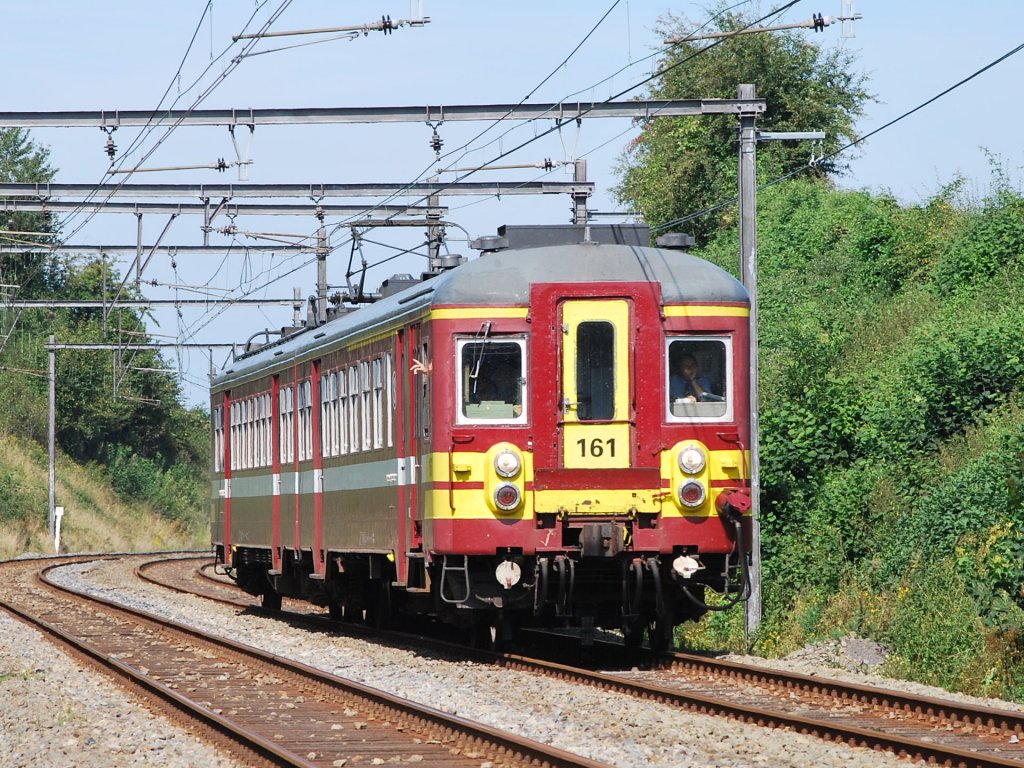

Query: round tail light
[[494, 483, 522, 511], [678, 480, 706, 508]]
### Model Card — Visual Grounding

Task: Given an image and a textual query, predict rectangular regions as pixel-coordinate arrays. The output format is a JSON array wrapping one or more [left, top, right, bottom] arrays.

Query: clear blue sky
[[5, 1, 1022, 404]]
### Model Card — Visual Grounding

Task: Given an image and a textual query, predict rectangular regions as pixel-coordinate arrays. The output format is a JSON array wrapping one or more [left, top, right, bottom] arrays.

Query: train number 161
[[576, 437, 616, 458]]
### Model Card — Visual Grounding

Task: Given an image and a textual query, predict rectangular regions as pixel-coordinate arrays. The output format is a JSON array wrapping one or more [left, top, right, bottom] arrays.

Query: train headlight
[[494, 449, 522, 478], [677, 445, 706, 475], [678, 480, 706, 508], [494, 483, 522, 511]]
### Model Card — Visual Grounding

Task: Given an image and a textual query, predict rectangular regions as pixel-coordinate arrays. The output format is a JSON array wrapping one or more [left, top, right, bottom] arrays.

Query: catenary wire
[[322, 0, 801, 248], [177, 1, 797, 349], [0, 2, 294, 390], [317, 0, 769, 243], [651, 36, 1024, 233]]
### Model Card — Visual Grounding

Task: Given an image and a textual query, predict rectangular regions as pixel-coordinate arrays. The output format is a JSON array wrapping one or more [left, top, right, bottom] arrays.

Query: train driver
[[670, 352, 712, 403]]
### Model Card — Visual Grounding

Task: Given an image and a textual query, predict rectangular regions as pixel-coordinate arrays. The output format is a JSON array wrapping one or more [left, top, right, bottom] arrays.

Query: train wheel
[[261, 589, 282, 613]]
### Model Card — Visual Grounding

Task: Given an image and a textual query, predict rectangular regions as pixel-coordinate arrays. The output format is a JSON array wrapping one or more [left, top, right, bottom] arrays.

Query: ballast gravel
[[0, 606, 243, 768], [33, 556, 944, 768]]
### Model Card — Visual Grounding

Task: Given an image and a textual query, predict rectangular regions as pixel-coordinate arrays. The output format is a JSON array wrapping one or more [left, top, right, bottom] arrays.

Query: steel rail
[[0, 557, 290, 767], [488, 654, 1024, 768], [34, 559, 608, 768], [664, 651, 1024, 738], [139, 554, 1024, 768]]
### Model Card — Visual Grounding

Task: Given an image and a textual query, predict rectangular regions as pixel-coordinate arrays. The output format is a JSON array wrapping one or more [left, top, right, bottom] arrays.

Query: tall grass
[[0, 433, 206, 560]]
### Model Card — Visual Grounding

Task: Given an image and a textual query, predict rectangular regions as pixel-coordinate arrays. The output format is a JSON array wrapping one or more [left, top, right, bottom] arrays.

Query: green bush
[[105, 444, 205, 528], [881, 558, 1003, 693], [932, 179, 1024, 292], [692, 174, 1024, 698]]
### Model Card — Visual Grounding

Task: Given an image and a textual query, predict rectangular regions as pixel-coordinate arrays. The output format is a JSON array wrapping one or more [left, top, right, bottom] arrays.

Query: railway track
[[136, 553, 1024, 768], [0, 555, 605, 768]]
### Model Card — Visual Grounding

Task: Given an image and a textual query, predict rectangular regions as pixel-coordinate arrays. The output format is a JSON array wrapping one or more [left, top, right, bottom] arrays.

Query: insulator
[[430, 128, 443, 158], [105, 136, 117, 161], [314, 205, 325, 223]]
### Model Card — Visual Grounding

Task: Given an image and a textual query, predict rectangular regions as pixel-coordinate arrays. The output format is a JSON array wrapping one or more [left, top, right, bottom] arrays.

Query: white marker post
[[53, 506, 64, 554]]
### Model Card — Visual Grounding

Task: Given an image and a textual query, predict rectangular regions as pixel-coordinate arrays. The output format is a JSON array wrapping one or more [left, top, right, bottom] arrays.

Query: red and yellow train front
[[426, 281, 750, 638]]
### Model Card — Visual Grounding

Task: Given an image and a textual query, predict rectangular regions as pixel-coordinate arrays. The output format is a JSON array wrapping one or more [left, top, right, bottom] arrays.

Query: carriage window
[[372, 358, 384, 449], [297, 382, 308, 461], [359, 361, 372, 451], [348, 367, 360, 453], [666, 337, 732, 421], [385, 354, 394, 448], [457, 339, 526, 423], [329, 373, 340, 457], [280, 386, 295, 463], [260, 393, 268, 466], [240, 401, 249, 469], [229, 402, 238, 471], [244, 399, 253, 469], [213, 405, 224, 472], [576, 321, 615, 421], [320, 375, 332, 458], [338, 371, 349, 455], [419, 340, 431, 439]]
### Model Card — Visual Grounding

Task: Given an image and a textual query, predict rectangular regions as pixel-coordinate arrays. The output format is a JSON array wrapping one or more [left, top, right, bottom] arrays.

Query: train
[[210, 223, 752, 650]]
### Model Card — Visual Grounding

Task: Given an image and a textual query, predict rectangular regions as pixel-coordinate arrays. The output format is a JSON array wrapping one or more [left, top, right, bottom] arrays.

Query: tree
[[615, 6, 871, 244], [0, 128, 59, 295]]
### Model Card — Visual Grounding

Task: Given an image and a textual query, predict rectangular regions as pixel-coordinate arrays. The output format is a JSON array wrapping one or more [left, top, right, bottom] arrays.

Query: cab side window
[[457, 338, 527, 423], [666, 337, 731, 420]]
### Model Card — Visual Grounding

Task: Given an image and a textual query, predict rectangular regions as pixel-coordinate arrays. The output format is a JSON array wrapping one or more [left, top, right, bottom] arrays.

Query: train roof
[[212, 242, 748, 391], [431, 242, 747, 305]]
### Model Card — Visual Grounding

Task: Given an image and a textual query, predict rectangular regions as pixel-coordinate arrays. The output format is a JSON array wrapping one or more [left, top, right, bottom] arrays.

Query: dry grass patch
[[0, 434, 206, 559]]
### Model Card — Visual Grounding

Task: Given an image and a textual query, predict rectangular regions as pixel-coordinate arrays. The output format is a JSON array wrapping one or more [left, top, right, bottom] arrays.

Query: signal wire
[[0, 1, 289, 321], [60, 0, 295, 243], [174, 0, 773, 342], [178, 1, 798, 355], [322, 0, 801, 250], [0, 3, 295, 389], [319, 0, 769, 242], [652, 37, 1024, 233], [441, 0, 761, 174]]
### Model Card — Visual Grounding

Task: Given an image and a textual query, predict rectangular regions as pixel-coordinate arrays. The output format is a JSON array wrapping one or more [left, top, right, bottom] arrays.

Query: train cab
[[422, 229, 752, 646]]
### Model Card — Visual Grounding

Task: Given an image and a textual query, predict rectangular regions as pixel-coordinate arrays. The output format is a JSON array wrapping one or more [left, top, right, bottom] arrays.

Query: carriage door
[[560, 299, 632, 469]]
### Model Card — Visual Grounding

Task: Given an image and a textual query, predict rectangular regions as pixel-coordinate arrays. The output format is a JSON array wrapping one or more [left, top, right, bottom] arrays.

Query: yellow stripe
[[431, 307, 529, 320], [663, 305, 749, 317]]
